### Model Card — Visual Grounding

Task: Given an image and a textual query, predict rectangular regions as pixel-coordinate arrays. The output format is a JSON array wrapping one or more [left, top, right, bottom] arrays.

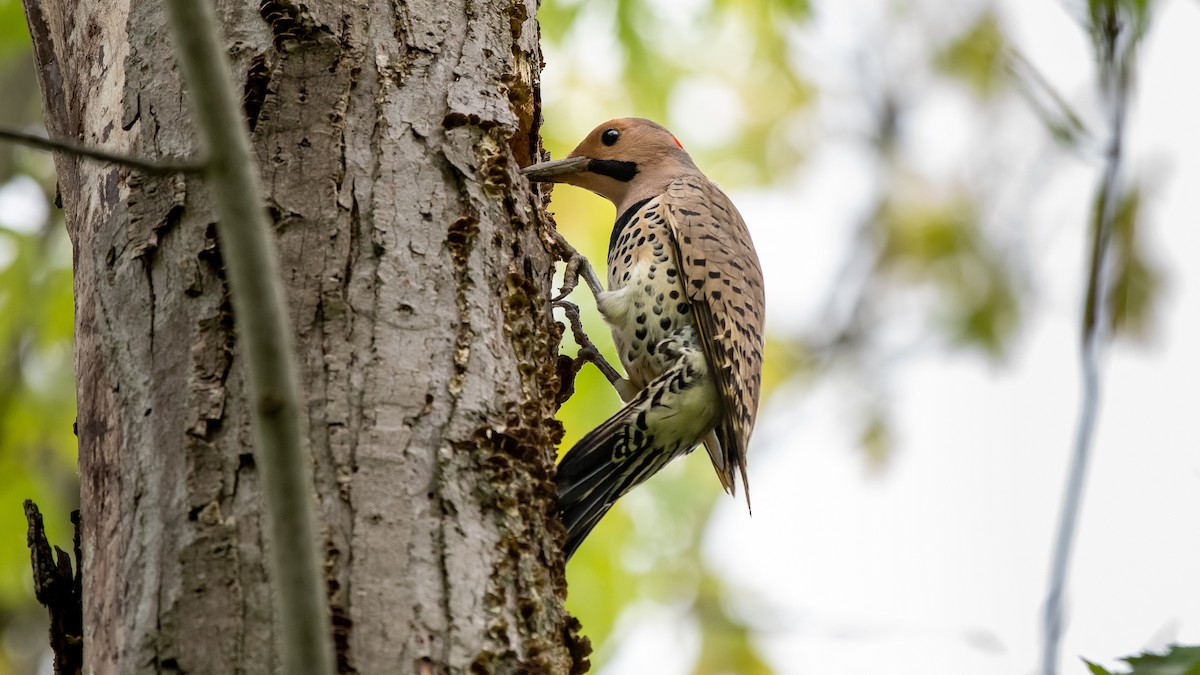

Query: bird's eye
[[601, 128, 620, 146]]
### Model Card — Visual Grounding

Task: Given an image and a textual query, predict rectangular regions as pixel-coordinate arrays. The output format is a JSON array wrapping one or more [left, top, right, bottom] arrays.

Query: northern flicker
[[524, 118, 766, 561]]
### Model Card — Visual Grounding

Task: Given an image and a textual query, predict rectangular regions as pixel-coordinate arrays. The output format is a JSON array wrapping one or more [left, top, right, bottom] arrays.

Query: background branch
[[1040, 4, 1143, 674], [0, 124, 203, 174]]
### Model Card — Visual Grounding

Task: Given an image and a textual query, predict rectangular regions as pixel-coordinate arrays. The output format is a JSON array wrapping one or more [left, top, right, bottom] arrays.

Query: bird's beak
[[521, 156, 591, 182]]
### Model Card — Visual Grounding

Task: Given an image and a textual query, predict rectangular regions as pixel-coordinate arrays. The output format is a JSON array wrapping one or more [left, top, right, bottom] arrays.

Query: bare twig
[[162, 1, 334, 673], [1006, 49, 1095, 151], [1039, 5, 1139, 674], [0, 124, 204, 174]]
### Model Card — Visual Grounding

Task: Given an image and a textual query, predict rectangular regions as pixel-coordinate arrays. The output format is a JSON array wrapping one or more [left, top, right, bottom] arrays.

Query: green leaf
[[1122, 644, 1200, 675], [935, 11, 1009, 98], [1085, 645, 1200, 675], [858, 407, 892, 469], [874, 193, 1021, 358], [1104, 186, 1162, 342]]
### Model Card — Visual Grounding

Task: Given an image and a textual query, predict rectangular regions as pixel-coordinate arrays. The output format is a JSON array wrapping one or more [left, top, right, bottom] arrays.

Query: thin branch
[[1006, 49, 1095, 152], [161, 1, 334, 673], [1039, 6, 1136, 674], [0, 124, 204, 174]]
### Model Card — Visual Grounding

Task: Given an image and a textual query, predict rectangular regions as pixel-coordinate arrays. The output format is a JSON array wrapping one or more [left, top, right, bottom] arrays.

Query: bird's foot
[[550, 230, 604, 302]]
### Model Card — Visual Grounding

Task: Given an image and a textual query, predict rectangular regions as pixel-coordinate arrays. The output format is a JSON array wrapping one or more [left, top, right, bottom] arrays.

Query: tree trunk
[[22, 0, 584, 671]]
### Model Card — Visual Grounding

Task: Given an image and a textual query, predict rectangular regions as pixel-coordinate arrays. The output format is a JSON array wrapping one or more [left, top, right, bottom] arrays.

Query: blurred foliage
[[1085, 644, 1200, 675], [0, 7, 78, 675], [1105, 186, 1161, 341], [0, 0, 1177, 672], [538, 0, 812, 186], [539, 0, 1169, 672], [873, 192, 1019, 356], [935, 11, 1007, 99], [0, 1, 29, 62], [1085, 0, 1153, 49], [0, 187, 76, 674]]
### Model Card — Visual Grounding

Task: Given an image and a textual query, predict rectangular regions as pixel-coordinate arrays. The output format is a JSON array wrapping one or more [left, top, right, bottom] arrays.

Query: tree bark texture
[[22, 0, 584, 671]]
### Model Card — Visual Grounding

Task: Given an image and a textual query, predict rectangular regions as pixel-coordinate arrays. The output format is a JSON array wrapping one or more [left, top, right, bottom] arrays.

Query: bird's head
[[522, 118, 698, 214]]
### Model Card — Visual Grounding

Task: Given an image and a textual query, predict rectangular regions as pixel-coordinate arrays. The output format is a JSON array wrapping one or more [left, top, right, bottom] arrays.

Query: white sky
[[595, 0, 1200, 673]]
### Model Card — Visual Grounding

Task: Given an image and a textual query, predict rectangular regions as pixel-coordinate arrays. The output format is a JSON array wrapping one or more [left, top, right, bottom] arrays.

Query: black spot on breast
[[659, 317, 672, 330], [609, 198, 654, 253]]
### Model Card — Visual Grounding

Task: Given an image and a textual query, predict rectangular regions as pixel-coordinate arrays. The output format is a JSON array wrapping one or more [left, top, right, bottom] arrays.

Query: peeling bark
[[21, 0, 586, 671], [23, 501, 83, 675]]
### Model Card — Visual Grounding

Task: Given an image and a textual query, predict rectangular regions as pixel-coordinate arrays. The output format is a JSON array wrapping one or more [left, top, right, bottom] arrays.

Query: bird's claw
[[553, 256, 584, 302], [550, 229, 605, 300], [547, 232, 626, 402]]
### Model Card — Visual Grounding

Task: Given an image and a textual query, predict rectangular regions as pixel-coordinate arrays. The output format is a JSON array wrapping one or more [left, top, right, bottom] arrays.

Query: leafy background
[[0, 0, 1196, 673]]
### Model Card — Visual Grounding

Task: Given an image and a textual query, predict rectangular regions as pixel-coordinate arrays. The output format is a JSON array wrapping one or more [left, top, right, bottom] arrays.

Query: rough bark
[[22, 0, 585, 672]]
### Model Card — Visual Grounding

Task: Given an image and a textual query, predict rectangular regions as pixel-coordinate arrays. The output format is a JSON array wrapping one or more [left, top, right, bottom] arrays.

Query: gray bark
[[22, 0, 585, 672]]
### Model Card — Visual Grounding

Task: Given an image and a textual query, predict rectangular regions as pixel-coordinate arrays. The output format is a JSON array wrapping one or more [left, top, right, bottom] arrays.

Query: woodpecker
[[523, 118, 766, 561]]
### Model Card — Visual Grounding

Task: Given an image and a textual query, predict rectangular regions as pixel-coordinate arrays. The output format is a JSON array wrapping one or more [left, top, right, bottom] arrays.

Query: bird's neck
[[609, 196, 656, 253]]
